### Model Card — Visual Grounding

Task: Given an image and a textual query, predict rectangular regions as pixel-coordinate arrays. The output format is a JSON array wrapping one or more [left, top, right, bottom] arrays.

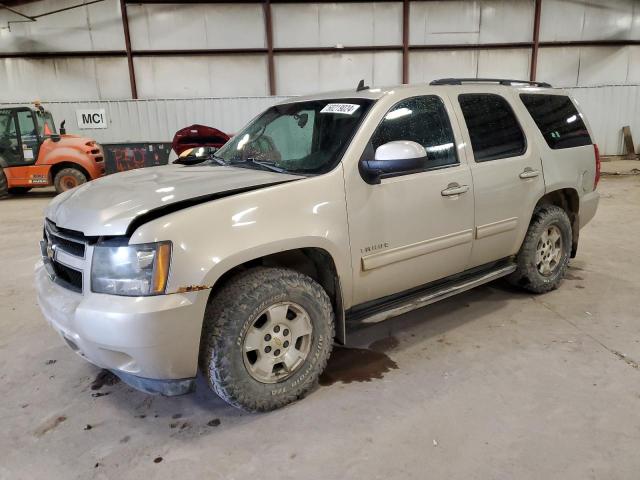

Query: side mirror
[[59, 120, 66, 135], [359, 140, 428, 185]]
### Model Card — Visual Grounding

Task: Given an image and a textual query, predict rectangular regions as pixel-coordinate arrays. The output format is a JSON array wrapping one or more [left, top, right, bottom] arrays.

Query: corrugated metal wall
[[2, 86, 636, 155], [569, 85, 640, 156], [0, 96, 290, 144], [2, 0, 640, 101]]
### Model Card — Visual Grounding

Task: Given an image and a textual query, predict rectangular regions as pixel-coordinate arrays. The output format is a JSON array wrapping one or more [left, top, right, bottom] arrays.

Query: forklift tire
[[8, 187, 31, 195], [0, 167, 8, 199], [54, 168, 87, 194]]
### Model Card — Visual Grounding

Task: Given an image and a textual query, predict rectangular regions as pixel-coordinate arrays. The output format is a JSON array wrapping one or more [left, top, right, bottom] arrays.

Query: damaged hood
[[46, 164, 303, 236]]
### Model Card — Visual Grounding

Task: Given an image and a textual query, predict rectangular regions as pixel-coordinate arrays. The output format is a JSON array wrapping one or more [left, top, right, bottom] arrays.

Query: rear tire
[[54, 168, 87, 194], [200, 267, 335, 412], [8, 187, 31, 195], [507, 205, 572, 293], [0, 167, 8, 199]]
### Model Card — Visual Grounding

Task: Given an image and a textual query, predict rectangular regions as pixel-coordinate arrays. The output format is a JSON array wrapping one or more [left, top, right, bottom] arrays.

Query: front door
[[16, 109, 40, 165], [345, 95, 475, 306], [452, 91, 546, 268]]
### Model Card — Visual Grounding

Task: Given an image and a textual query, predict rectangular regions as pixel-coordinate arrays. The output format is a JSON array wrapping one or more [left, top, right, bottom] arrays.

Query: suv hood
[[46, 164, 303, 236]]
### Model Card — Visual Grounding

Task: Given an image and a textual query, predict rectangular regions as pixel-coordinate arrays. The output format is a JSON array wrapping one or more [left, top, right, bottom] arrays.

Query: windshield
[[36, 110, 56, 136], [214, 98, 373, 175]]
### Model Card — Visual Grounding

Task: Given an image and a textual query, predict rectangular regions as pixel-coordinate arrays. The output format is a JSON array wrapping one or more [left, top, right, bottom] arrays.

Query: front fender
[[39, 143, 102, 180], [130, 166, 353, 307], [39, 145, 87, 165]]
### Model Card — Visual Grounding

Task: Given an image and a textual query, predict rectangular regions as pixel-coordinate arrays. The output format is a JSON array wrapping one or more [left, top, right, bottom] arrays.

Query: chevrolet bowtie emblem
[[46, 243, 56, 261]]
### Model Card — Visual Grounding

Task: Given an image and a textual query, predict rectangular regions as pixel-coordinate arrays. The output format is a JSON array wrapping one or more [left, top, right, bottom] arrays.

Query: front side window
[[215, 99, 373, 175], [36, 111, 57, 137], [458, 93, 526, 162], [0, 110, 17, 141], [371, 95, 458, 169], [17, 110, 37, 140], [520, 94, 591, 149]]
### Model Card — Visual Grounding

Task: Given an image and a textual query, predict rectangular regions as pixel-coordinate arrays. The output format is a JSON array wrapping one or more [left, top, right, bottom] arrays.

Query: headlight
[[91, 241, 171, 296]]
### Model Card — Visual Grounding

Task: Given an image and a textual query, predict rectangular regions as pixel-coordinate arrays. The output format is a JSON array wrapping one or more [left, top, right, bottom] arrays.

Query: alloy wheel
[[536, 224, 563, 276], [242, 301, 313, 383]]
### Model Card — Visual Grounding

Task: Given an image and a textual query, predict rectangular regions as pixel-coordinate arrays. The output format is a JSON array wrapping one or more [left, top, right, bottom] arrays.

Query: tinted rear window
[[520, 94, 592, 149], [458, 93, 526, 162]]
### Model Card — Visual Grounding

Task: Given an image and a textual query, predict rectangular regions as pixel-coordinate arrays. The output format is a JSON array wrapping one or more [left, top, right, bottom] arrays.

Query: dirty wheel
[[0, 167, 7, 199], [507, 205, 572, 293], [200, 267, 334, 412], [8, 187, 31, 195], [54, 168, 87, 194]]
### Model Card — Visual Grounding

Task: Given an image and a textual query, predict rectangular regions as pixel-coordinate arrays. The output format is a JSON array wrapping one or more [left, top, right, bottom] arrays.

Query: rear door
[[452, 91, 545, 268]]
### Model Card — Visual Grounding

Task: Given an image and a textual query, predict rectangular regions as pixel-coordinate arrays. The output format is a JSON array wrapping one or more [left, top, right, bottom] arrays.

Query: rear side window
[[520, 94, 592, 149], [458, 94, 526, 162]]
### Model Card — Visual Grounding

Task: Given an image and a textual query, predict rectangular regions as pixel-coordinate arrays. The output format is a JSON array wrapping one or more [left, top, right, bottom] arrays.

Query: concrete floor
[[2, 176, 640, 480]]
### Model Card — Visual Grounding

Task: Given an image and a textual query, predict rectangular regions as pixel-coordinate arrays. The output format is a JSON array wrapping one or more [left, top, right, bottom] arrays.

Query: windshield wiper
[[230, 158, 286, 173], [210, 154, 226, 166]]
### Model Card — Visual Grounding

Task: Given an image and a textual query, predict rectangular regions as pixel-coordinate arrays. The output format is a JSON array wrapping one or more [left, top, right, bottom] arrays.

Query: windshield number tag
[[320, 104, 360, 115]]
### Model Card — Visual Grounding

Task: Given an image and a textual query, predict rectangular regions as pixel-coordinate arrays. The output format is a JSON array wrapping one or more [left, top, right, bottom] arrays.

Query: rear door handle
[[441, 183, 469, 197], [519, 168, 540, 179]]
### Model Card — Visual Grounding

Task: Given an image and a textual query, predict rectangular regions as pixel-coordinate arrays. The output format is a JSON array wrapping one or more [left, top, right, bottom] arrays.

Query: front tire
[[508, 205, 572, 293], [54, 167, 87, 194], [200, 267, 335, 412]]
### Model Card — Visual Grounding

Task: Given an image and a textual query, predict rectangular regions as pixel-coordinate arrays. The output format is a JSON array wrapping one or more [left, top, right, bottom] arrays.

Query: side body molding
[[361, 229, 474, 271]]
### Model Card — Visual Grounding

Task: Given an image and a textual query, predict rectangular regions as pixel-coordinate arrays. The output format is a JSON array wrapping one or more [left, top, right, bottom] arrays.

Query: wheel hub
[[61, 176, 78, 190], [536, 224, 563, 276], [242, 302, 313, 384]]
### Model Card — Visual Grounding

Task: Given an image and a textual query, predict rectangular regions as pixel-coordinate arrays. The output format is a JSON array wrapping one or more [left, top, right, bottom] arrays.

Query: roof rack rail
[[429, 78, 552, 88]]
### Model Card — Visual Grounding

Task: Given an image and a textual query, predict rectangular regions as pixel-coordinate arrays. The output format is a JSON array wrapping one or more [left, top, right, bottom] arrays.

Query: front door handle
[[441, 183, 469, 197], [519, 167, 540, 179]]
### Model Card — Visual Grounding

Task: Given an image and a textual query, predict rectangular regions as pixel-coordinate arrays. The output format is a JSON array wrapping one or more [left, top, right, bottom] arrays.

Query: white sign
[[320, 103, 360, 115], [76, 109, 107, 129]]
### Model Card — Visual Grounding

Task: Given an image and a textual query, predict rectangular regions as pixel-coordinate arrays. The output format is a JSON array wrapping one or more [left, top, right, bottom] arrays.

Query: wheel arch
[[49, 162, 90, 184], [535, 187, 580, 257], [206, 247, 346, 344]]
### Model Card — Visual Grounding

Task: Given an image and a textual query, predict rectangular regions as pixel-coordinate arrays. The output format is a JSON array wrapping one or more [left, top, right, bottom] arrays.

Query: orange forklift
[[0, 103, 105, 198]]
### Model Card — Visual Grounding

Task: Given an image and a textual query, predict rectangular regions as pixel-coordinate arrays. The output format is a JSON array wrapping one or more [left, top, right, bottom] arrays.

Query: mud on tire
[[200, 267, 335, 412], [508, 205, 572, 294]]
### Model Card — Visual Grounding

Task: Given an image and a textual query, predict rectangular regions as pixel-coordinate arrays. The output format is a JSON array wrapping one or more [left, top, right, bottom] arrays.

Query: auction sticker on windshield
[[320, 104, 360, 115]]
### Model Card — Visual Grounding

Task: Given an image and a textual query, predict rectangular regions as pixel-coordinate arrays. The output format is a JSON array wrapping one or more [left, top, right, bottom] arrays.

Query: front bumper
[[35, 262, 209, 394]]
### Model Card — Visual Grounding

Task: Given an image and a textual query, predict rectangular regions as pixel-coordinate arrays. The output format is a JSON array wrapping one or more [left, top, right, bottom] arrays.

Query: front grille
[[43, 219, 88, 293], [50, 235, 85, 257], [52, 262, 83, 293]]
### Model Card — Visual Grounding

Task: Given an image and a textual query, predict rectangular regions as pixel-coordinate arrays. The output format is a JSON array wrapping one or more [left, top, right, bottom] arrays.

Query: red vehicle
[[0, 104, 105, 197], [172, 124, 230, 156]]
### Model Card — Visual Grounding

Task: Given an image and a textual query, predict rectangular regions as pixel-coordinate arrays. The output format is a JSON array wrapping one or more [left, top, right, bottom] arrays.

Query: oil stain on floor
[[319, 337, 399, 386], [90, 369, 120, 391]]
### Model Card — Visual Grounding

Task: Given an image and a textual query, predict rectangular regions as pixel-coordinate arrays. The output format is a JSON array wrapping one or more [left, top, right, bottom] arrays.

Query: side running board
[[347, 262, 517, 326]]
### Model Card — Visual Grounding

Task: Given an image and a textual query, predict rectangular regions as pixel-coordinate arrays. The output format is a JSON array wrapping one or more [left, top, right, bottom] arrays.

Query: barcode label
[[320, 103, 360, 115]]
